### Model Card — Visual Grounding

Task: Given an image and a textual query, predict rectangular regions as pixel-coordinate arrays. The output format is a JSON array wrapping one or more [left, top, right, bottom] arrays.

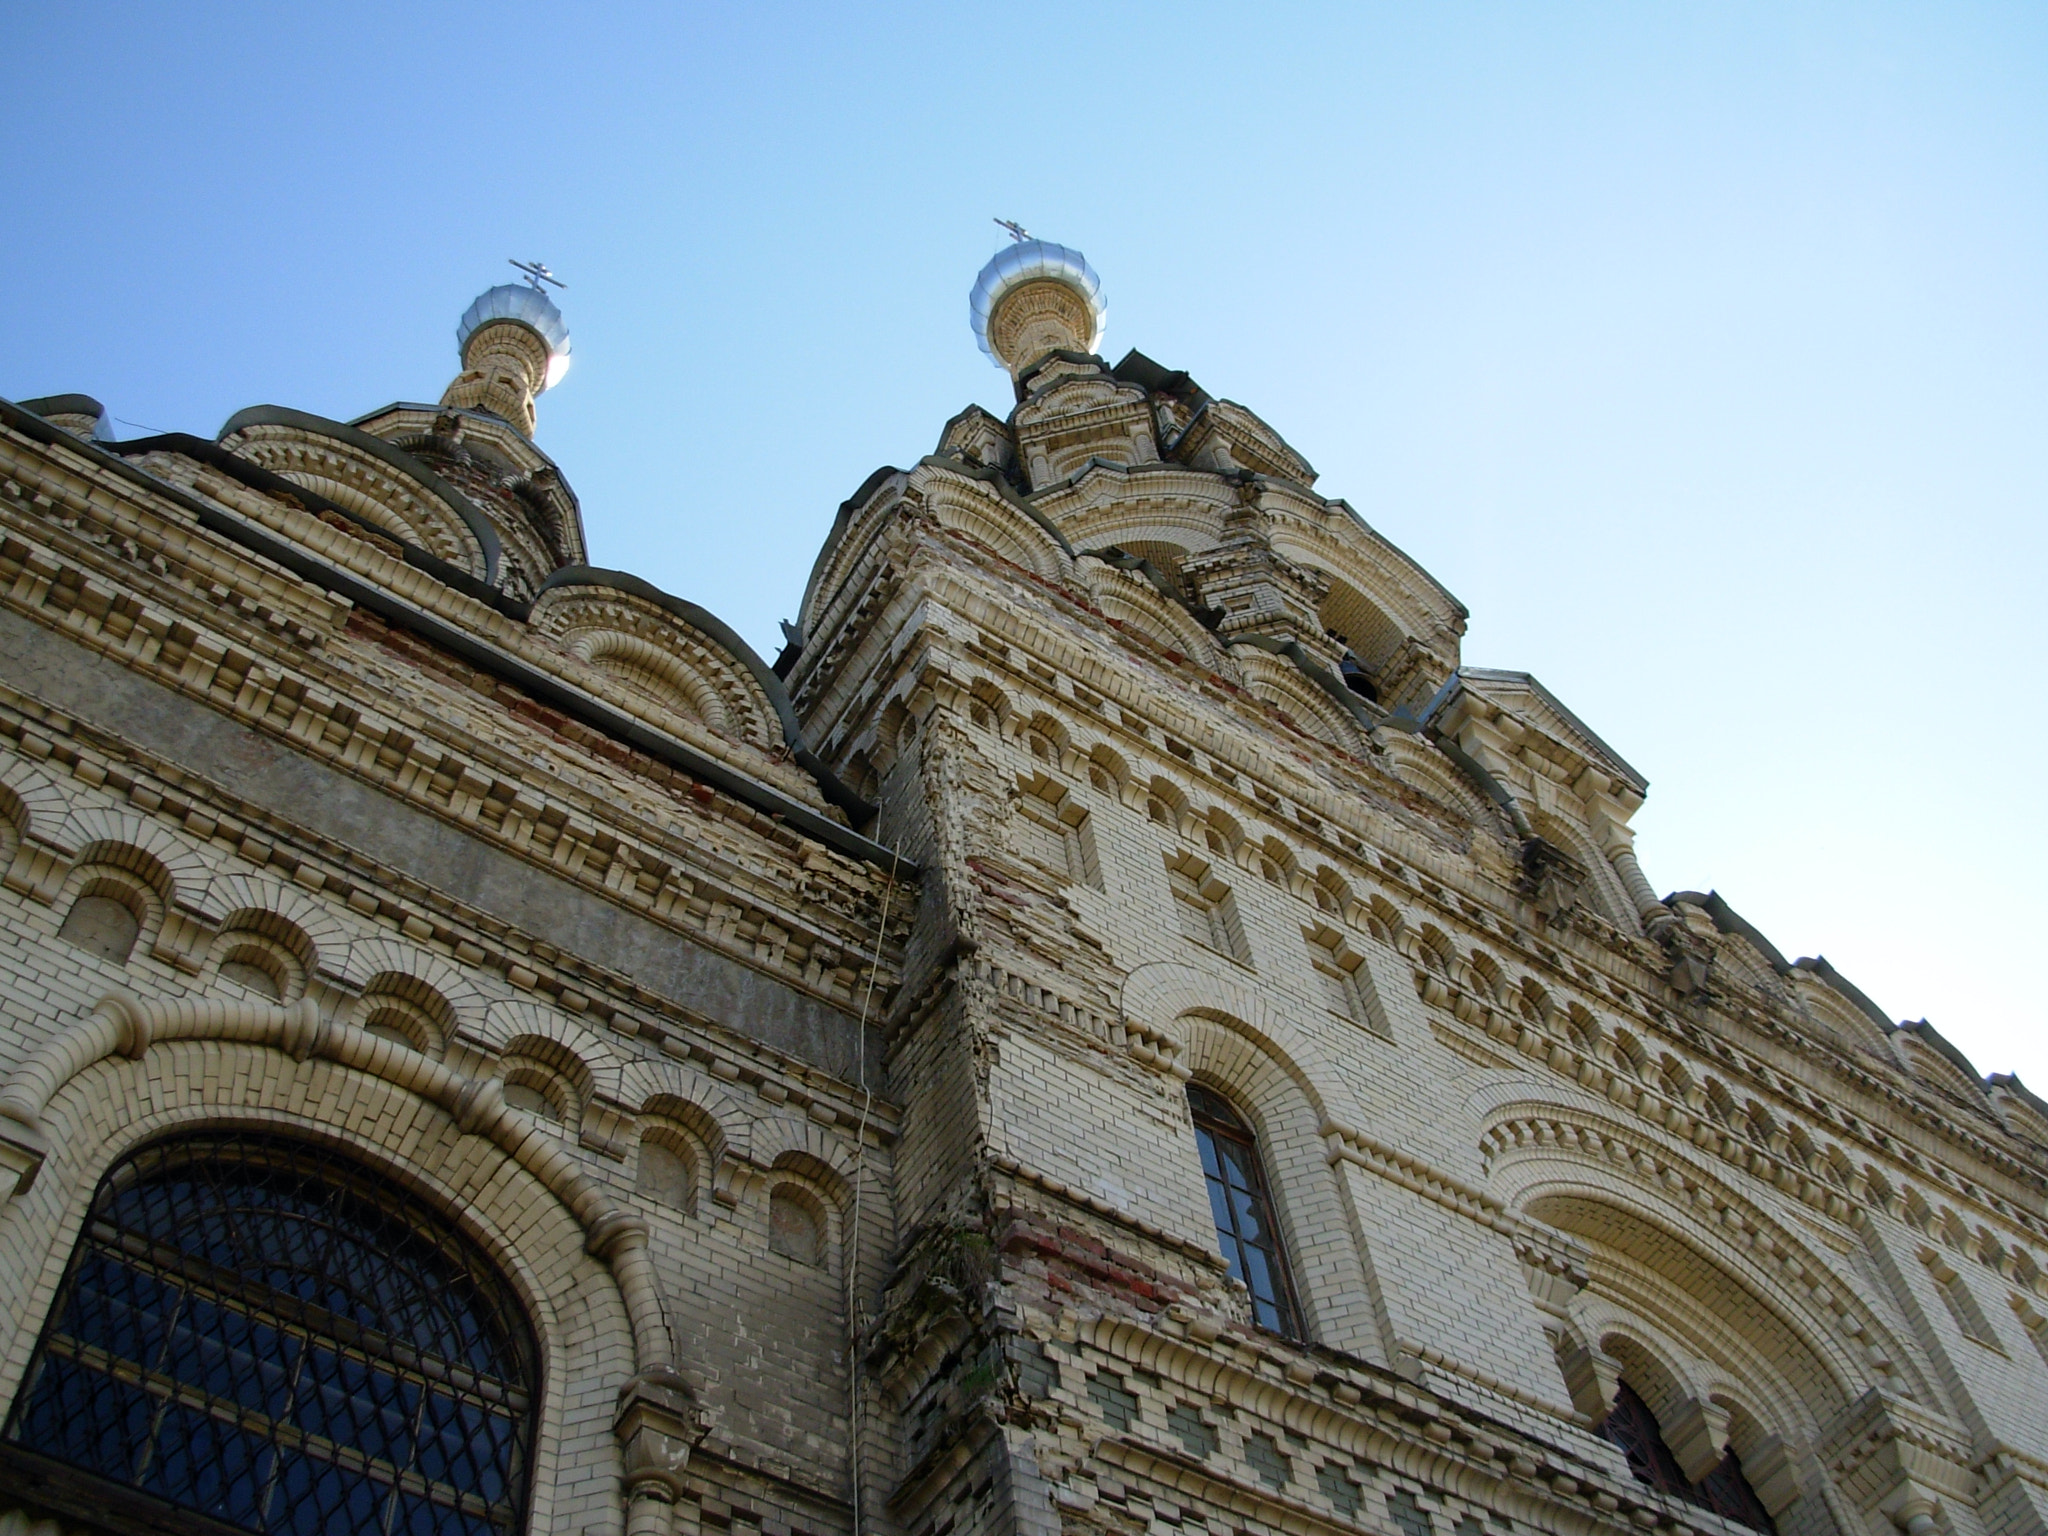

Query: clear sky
[[6, 3, 2044, 1087]]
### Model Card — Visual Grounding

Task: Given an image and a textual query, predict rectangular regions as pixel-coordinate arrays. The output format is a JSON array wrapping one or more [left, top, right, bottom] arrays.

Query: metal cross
[[993, 219, 1031, 243], [509, 259, 566, 292]]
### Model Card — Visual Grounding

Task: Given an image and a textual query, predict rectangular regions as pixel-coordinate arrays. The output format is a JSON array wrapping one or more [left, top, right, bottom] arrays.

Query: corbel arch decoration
[[1376, 738, 1496, 839], [0, 990, 706, 1524], [1079, 559, 1222, 670], [531, 571, 791, 751], [1231, 648, 1364, 753], [218, 408, 500, 585], [338, 938, 490, 1023], [51, 808, 214, 907], [198, 878, 354, 977], [0, 759, 69, 852], [353, 970, 458, 1058], [919, 476, 1068, 584]]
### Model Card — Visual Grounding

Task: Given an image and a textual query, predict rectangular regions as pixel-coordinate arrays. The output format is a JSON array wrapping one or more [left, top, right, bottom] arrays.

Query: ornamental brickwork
[[0, 247, 2042, 1536]]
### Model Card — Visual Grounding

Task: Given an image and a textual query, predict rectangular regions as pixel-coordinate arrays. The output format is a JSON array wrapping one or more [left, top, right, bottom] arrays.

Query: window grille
[[1598, 1382, 1774, 1534], [2, 1131, 538, 1536], [1598, 1382, 1693, 1496], [1187, 1085, 1299, 1337]]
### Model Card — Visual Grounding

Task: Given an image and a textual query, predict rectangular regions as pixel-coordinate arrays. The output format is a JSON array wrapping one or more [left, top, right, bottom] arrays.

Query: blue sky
[[6, 3, 2044, 1085]]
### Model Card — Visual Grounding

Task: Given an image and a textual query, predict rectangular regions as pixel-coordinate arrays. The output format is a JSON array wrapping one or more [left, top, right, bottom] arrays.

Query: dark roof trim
[[794, 464, 908, 647], [1987, 1072, 2048, 1128], [1111, 349, 1212, 410], [1891, 1019, 1988, 1095], [534, 566, 877, 827], [0, 397, 914, 876], [1013, 348, 1115, 398], [951, 457, 1077, 558], [218, 405, 504, 585], [98, 430, 526, 621], [1791, 955, 1897, 1036], [18, 394, 106, 423], [1669, 890, 1793, 974]]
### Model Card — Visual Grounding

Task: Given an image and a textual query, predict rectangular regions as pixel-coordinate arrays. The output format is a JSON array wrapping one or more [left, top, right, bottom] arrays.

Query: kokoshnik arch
[[0, 237, 2042, 1536]]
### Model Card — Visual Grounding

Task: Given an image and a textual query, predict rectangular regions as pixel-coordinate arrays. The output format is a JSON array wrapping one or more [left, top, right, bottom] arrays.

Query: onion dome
[[968, 238, 1106, 375], [456, 284, 572, 391], [443, 280, 572, 437]]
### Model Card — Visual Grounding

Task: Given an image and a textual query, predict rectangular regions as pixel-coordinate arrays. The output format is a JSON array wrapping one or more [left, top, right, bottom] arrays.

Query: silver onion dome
[[968, 239, 1105, 366], [456, 283, 573, 390]]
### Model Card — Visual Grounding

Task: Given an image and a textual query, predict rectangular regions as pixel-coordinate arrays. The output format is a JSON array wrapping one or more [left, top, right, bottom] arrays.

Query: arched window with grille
[[1187, 1085, 1301, 1338], [1, 1131, 539, 1536]]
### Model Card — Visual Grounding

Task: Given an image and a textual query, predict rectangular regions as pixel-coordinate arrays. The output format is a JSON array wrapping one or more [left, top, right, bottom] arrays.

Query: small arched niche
[[767, 1181, 829, 1269]]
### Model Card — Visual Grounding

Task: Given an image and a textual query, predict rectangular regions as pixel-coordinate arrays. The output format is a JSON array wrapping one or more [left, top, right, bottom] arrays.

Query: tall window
[[2, 1132, 537, 1536], [1599, 1382, 1775, 1534], [1187, 1085, 1299, 1337]]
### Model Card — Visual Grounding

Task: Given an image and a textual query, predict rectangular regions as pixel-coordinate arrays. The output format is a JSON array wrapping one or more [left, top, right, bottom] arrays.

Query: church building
[[0, 236, 2042, 1536]]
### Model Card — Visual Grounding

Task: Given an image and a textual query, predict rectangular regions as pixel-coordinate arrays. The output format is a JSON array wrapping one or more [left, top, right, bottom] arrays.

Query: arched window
[[1187, 1085, 1300, 1337], [2, 1132, 538, 1535], [1599, 1382, 1774, 1534]]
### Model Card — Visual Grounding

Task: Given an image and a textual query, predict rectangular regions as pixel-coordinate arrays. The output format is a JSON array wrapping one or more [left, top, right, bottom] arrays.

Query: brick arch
[[0, 1061, 638, 1536], [52, 806, 211, 902], [634, 1090, 733, 1176], [1118, 962, 1359, 1128], [1081, 560, 1221, 670], [0, 758, 68, 847], [750, 1114, 862, 1200], [336, 937, 490, 1023], [65, 840, 178, 908], [1236, 650, 1363, 753], [1480, 1092, 1898, 1427], [477, 998, 630, 1103], [1528, 1183, 1850, 1439], [199, 875, 352, 975], [620, 1061, 748, 1170], [1567, 1301, 1709, 1414], [921, 478, 1067, 584]]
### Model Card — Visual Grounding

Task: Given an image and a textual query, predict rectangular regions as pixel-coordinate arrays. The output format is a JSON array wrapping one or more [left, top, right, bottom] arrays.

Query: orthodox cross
[[993, 218, 1031, 242], [509, 259, 566, 292]]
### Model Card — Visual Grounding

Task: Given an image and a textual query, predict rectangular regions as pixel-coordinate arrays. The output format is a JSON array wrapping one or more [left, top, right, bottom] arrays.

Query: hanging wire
[[845, 839, 901, 1536]]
